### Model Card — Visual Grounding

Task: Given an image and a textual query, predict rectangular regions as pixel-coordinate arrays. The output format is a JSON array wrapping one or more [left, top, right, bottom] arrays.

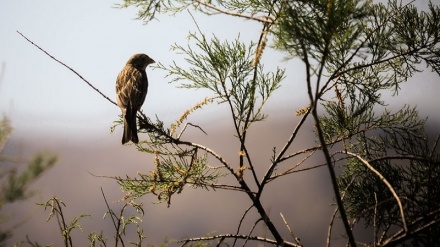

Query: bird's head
[[126, 53, 155, 70]]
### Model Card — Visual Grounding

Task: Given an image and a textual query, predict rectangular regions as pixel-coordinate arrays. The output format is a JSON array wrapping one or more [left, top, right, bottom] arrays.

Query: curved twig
[[242, 218, 263, 247], [177, 122, 207, 139], [233, 205, 254, 247], [343, 151, 408, 233]]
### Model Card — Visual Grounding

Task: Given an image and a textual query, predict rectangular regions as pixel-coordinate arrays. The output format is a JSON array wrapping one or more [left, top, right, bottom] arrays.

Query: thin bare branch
[[178, 233, 300, 247], [269, 149, 316, 180], [17, 31, 117, 106], [233, 205, 254, 247], [242, 218, 263, 247], [278, 145, 316, 163], [280, 213, 302, 246], [177, 122, 208, 139], [259, 109, 311, 193], [268, 163, 327, 182], [100, 187, 125, 247]]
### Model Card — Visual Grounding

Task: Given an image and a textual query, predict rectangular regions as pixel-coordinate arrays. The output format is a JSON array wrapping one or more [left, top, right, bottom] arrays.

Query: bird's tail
[[122, 110, 139, 144]]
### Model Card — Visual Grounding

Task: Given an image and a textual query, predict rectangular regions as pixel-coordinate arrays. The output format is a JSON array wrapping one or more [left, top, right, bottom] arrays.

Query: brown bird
[[116, 53, 155, 144]]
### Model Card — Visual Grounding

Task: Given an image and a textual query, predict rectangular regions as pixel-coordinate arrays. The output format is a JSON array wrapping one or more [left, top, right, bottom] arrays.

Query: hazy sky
[[0, 0, 437, 135], [0, 0, 299, 137], [1, 0, 439, 246]]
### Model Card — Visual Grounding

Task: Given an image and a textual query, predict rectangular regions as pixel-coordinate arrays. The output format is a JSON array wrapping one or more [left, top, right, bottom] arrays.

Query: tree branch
[[178, 233, 300, 247], [192, 0, 275, 24], [343, 151, 408, 233], [286, 3, 357, 243], [17, 31, 117, 106], [259, 108, 311, 194], [100, 187, 126, 247], [380, 207, 440, 246]]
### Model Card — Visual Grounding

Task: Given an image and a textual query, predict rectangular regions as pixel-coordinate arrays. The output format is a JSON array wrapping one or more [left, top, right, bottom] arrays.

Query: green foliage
[[114, 30, 284, 208], [116, 0, 279, 24], [160, 32, 284, 128], [17, 0, 440, 246], [326, 102, 440, 246], [274, 0, 371, 63], [110, 0, 440, 246], [2, 154, 57, 203], [117, 148, 222, 206], [0, 114, 56, 246], [38, 198, 90, 247], [0, 116, 12, 152], [23, 196, 171, 247], [303, 1, 440, 245]]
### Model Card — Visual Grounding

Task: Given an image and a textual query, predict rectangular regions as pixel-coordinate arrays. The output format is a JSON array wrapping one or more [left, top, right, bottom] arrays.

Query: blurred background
[[0, 0, 439, 246]]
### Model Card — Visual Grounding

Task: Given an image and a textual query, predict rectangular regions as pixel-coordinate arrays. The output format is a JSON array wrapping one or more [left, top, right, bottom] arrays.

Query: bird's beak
[[150, 58, 156, 64]]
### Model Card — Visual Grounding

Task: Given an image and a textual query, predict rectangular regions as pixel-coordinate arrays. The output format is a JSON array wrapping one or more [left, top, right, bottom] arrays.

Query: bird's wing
[[136, 70, 148, 110], [116, 65, 147, 111]]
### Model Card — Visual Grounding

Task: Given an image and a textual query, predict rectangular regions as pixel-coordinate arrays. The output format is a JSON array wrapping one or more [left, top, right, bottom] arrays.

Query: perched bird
[[116, 53, 155, 144]]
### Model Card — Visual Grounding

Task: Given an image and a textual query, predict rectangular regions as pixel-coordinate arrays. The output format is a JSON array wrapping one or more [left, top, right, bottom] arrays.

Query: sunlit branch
[[267, 150, 317, 182], [280, 213, 302, 246], [326, 203, 339, 247], [279, 146, 316, 163], [268, 163, 327, 183], [343, 151, 408, 233], [178, 233, 300, 247], [177, 122, 207, 139]]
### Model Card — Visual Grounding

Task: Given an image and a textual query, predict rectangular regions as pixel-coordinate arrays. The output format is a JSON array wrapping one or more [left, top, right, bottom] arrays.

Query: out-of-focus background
[[0, 0, 439, 246]]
